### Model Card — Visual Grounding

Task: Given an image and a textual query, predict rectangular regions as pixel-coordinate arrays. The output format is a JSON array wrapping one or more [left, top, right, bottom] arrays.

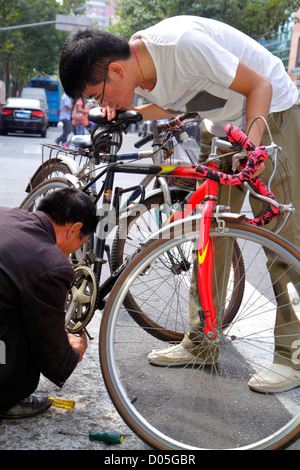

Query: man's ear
[[108, 62, 125, 80], [67, 222, 83, 240]]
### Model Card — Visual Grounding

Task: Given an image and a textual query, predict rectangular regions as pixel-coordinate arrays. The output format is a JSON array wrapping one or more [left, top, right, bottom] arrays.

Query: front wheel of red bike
[[100, 218, 300, 450]]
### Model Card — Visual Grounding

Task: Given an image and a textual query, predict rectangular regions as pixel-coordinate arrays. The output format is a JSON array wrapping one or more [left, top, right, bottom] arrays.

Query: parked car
[[21, 87, 48, 112], [0, 97, 49, 137]]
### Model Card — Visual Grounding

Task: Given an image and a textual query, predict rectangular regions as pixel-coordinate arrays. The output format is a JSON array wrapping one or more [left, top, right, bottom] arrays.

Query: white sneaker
[[248, 364, 300, 393], [147, 343, 215, 367]]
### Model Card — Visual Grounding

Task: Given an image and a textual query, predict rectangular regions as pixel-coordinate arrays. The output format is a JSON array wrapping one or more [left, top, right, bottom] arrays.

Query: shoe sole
[[248, 380, 300, 394], [0, 401, 52, 419]]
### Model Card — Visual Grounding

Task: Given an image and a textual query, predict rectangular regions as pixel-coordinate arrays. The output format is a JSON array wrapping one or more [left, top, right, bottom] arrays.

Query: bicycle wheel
[[20, 177, 74, 212], [30, 162, 72, 189], [111, 191, 245, 342], [20, 177, 93, 266], [100, 218, 300, 450]]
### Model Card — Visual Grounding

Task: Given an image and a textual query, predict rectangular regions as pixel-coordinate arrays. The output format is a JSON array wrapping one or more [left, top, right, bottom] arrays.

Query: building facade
[[288, 9, 300, 89], [85, 0, 116, 30], [260, 8, 300, 91]]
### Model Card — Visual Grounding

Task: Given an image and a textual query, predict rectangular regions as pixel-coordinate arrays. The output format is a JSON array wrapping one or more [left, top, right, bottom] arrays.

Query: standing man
[[56, 92, 73, 146], [58, 16, 300, 393], [0, 188, 98, 418]]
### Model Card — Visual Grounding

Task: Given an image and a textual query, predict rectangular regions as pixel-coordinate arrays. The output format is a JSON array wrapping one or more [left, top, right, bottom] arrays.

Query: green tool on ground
[[89, 432, 124, 444], [58, 430, 124, 444]]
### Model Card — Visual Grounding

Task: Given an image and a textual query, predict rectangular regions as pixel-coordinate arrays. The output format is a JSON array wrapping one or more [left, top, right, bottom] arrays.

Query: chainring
[[65, 265, 97, 334]]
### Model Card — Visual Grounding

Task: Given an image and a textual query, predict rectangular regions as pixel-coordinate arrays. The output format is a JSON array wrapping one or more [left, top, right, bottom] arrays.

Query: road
[[0, 125, 298, 452]]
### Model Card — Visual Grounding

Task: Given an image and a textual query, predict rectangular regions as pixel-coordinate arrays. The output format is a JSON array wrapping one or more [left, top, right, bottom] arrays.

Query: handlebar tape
[[195, 124, 282, 226], [196, 124, 268, 184]]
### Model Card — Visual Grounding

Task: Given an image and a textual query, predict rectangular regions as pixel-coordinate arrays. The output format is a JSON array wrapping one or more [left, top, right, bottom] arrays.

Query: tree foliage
[[0, 0, 86, 96], [110, 0, 300, 40]]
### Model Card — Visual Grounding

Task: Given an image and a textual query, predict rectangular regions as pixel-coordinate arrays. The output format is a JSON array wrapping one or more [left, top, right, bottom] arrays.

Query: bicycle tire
[[111, 191, 245, 342], [100, 218, 300, 450], [20, 177, 74, 212], [30, 162, 72, 189]]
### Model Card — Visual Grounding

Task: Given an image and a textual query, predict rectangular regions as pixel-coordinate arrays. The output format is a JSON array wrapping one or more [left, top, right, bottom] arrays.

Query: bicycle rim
[[20, 177, 74, 212], [100, 219, 300, 450]]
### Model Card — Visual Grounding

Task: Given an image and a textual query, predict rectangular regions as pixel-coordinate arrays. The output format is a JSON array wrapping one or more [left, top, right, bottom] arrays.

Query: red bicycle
[[100, 123, 300, 450]]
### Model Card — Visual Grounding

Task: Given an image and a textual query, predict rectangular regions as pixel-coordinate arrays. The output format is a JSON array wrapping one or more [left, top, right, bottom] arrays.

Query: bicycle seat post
[[109, 131, 122, 160]]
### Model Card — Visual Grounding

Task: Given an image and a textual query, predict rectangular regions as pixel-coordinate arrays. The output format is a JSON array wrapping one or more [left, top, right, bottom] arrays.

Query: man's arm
[[22, 266, 86, 386], [101, 102, 174, 121], [133, 103, 176, 120], [229, 60, 273, 147]]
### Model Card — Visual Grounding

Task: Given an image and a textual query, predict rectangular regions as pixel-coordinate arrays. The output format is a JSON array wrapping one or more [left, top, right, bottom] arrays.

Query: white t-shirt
[[131, 16, 298, 135]]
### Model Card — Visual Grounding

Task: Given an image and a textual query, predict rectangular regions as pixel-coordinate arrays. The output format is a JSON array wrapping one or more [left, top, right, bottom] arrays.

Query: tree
[[0, 0, 86, 96], [110, 0, 300, 40]]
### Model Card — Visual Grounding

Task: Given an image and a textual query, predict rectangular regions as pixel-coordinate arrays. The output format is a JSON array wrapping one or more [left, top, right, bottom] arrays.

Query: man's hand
[[68, 332, 88, 362], [100, 105, 118, 121]]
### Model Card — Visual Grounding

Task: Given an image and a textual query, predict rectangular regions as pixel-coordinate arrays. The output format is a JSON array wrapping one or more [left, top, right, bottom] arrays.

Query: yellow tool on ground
[[47, 397, 75, 409]]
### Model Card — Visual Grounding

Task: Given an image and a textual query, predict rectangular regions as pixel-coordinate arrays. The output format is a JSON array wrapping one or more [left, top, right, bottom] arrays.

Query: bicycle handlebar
[[134, 112, 199, 149], [195, 124, 281, 227]]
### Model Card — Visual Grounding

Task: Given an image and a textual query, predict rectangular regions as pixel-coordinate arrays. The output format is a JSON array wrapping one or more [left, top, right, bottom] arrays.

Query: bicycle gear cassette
[[65, 265, 97, 334]]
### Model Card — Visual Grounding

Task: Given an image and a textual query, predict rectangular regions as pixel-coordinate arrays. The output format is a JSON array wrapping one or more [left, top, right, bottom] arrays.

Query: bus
[[29, 78, 61, 126]]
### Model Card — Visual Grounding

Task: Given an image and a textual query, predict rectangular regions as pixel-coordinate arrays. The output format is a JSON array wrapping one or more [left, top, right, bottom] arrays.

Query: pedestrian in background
[[72, 97, 89, 135], [55, 92, 72, 146]]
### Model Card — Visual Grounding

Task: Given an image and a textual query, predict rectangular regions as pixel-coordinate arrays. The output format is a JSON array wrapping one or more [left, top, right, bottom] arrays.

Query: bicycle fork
[[170, 163, 220, 341], [197, 189, 218, 340]]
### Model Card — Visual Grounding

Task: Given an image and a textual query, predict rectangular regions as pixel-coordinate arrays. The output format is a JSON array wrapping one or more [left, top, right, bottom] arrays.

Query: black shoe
[[0, 395, 52, 419]]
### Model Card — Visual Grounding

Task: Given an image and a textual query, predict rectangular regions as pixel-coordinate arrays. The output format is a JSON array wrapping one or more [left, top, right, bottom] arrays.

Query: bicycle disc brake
[[65, 265, 97, 334]]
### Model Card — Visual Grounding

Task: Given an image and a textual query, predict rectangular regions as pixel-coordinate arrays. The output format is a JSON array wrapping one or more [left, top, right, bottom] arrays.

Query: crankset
[[65, 265, 97, 334]]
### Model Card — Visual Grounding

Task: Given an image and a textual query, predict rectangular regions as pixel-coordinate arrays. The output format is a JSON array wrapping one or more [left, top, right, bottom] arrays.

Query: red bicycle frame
[[168, 162, 220, 340]]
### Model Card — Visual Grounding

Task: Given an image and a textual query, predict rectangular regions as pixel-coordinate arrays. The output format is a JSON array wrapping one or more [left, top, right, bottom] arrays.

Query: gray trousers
[[185, 104, 300, 367]]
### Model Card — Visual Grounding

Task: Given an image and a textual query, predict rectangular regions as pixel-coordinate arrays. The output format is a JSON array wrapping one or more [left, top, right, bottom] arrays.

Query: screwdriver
[[58, 430, 124, 444], [47, 397, 75, 409], [89, 432, 124, 444]]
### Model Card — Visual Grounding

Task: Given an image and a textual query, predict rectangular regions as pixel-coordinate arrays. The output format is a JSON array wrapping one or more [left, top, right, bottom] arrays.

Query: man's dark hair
[[37, 187, 98, 237], [59, 28, 131, 99]]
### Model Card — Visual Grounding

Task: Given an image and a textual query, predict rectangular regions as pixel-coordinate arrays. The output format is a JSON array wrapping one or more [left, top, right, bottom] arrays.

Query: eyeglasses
[[99, 67, 108, 105], [87, 67, 108, 107]]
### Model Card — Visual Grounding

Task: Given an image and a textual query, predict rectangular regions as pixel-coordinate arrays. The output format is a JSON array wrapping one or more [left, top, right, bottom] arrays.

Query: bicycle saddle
[[88, 108, 143, 129], [70, 134, 93, 149]]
